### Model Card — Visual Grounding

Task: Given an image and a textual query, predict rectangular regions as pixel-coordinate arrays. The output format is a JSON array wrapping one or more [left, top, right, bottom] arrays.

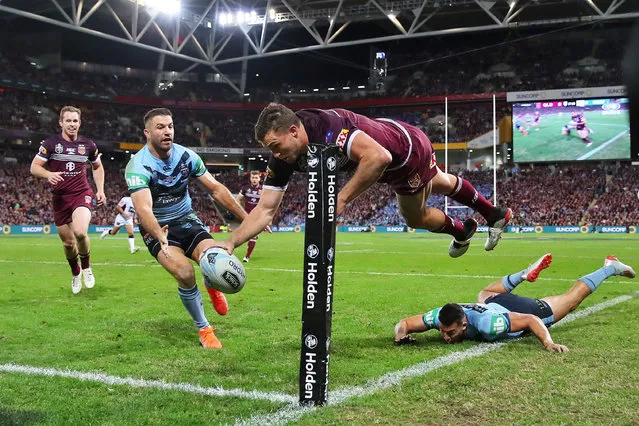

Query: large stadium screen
[[512, 98, 631, 162]]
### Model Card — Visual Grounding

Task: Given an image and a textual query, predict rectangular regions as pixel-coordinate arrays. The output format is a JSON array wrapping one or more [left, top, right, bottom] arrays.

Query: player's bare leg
[[124, 224, 139, 253], [394, 314, 428, 344], [542, 256, 635, 322], [244, 237, 257, 263], [397, 184, 477, 258], [57, 224, 82, 294], [192, 240, 228, 316], [72, 207, 94, 289], [158, 246, 222, 349], [477, 253, 553, 302], [100, 225, 120, 240], [430, 168, 511, 252]]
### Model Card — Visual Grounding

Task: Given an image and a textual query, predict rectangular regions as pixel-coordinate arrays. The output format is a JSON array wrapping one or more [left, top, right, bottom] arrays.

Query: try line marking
[[235, 291, 638, 426], [0, 292, 635, 424]]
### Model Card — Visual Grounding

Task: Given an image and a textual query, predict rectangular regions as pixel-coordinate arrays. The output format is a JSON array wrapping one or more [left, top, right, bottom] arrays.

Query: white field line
[[0, 363, 296, 405], [577, 129, 629, 160], [0, 258, 578, 282], [0, 293, 635, 421], [235, 292, 637, 426]]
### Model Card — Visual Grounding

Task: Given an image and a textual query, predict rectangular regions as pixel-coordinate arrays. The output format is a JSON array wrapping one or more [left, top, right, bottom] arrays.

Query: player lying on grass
[[394, 254, 635, 352]]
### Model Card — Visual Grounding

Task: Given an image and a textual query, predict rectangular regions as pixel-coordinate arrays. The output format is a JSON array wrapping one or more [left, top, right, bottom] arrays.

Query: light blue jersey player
[[394, 253, 635, 352], [126, 143, 205, 224], [126, 108, 247, 349], [419, 301, 533, 342]]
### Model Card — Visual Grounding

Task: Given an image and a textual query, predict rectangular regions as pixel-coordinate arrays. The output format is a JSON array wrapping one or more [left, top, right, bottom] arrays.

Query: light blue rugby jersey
[[422, 303, 522, 342], [125, 143, 207, 224]]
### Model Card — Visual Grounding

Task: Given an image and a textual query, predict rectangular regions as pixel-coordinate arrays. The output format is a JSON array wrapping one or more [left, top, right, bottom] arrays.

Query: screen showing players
[[512, 98, 631, 162]]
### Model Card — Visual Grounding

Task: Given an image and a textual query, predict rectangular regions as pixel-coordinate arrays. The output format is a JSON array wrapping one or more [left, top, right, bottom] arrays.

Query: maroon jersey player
[[30, 106, 106, 294], [214, 103, 511, 259], [237, 170, 263, 262]]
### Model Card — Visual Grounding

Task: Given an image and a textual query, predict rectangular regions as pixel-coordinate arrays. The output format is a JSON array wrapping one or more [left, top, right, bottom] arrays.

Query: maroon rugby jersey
[[240, 184, 263, 213], [36, 135, 99, 195], [263, 108, 414, 190]]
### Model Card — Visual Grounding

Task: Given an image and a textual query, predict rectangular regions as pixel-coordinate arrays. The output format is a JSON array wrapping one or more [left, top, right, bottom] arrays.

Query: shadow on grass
[[0, 407, 46, 425]]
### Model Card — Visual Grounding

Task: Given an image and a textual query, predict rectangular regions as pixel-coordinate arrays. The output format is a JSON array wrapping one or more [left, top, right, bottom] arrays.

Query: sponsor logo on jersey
[[267, 167, 275, 178], [335, 128, 349, 149], [66, 148, 76, 154], [55, 143, 63, 154], [85, 195, 92, 204], [66, 162, 76, 171], [490, 315, 508, 335], [39, 146, 47, 155], [430, 152, 437, 169]]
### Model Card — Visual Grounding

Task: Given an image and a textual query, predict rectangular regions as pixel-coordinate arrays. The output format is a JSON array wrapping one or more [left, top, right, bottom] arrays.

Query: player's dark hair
[[438, 303, 465, 326], [250, 170, 260, 176], [254, 103, 300, 145], [143, 108, 173, 127]]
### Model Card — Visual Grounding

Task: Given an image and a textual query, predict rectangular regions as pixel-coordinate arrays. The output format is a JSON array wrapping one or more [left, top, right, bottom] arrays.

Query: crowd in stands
[[0, 85, 508, 148], [0, 24, 630, 152], [2, 160, 639, 229]]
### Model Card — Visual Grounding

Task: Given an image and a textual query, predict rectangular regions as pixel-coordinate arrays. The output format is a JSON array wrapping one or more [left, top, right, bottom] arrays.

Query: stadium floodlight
[[313, 88, 319, 92], [357, 85, 366, 89], [327, 87, 335, 91], [342, 86, 350, 90], [144, 0, 181, 16], [269, 8, 276, 19]]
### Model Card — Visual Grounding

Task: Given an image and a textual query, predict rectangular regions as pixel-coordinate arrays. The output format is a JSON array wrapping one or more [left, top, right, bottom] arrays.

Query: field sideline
[[1, 232, 638, 425]]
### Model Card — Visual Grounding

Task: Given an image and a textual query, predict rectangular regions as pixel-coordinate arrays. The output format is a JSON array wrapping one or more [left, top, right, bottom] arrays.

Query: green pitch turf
[[1, 232, 638, 424], [513, 110, 630, 162]]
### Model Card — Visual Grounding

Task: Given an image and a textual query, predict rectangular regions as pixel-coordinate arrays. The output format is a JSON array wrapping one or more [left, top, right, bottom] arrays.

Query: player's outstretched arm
[[214, 188, 284, 254], [197, 172, 247, 221], [131, 188, 169, 257], [508, 312, 568, 353], [393, 314, 430, 344], [338, 132, 392, 216]]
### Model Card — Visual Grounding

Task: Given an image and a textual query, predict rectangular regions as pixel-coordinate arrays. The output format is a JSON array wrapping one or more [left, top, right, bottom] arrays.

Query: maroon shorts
[[52, 189, 94, 226], [381, 122, 438, 196]]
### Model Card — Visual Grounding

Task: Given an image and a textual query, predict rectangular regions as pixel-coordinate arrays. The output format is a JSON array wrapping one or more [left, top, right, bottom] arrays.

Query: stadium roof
[[1, 0, 638, 94]]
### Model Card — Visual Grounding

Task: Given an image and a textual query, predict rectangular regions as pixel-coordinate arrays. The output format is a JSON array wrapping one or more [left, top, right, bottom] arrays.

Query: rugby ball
[[199, 247, 246, 294]]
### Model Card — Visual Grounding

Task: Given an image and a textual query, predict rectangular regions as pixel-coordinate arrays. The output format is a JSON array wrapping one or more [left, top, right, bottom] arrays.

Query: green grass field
[[513, 110, 630, 162], [1, 232, 638, 425]]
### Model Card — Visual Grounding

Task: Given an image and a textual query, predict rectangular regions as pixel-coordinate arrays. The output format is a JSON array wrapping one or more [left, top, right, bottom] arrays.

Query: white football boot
[[603, 256, 636, 278], [82, 268, 95, 289], [71, 274, 82, 294]]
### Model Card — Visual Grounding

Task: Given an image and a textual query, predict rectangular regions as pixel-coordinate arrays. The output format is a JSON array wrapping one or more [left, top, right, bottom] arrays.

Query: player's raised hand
[[47, 171, 65, 186], [95, 191, 106, 207], [159, 225, 171, 258], [545, 343, 569, 353], [211, 239, 235, 255]]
